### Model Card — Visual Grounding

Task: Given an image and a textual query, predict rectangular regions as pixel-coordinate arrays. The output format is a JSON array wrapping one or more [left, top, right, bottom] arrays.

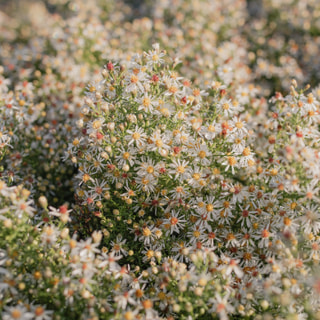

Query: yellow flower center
[[193, 230, 200, 238], [198, 150, 206, 159], [143, 227, 152, 237], [177, 166, 185, 173], [242, 148, 250, 156], [123, 152, 130, 160], [132, 132, 140, 140], [169, 86, 178, 94], [235, 121, 243, 128], [206, 204, 214, 212], [193, 173, 200, 180], [147, 166, 154, 174], [35, 307, 44, 316], [143, 97, 151, 107], [228, 157, 237, 166], [170, 217, 178, 225], [160, 108, 170, 117], [155, 139, 163, 147], [11, 310, 22, 319], [92, 120, 102, 129], [130, 75, 138, 83]]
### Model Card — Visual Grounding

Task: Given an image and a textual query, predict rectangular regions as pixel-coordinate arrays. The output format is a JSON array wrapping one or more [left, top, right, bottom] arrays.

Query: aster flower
[[2, 305, 33, 320], [125, 126, 147, 147], [162, 210, 186, 235]]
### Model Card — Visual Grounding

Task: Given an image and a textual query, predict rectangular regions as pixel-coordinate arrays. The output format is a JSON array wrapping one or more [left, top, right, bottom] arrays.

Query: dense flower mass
[[67, 45, 255, 259], [1, 0, 320, 319]]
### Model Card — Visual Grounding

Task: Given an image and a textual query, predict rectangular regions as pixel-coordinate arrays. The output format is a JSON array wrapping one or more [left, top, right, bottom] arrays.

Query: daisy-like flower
[[121, 187, 136, 200], [2, 97, 20, 118], [168, 159, 191, 182], [105, 82, 117, 99], [299, 204, 320, 234], [239, 230, 255, 248], [41, 225, 60, 246], [87, 179, 110, 201], [217, 65, 234, 86], [301, 179, 320, 203], [30, 305, 53, 320], [87, 153, 108, 173], [145, 43, 166, 66], [10, 199, 35, 218], [135, 175, 157, 193], [202, 230, 220, 248], [300, 93, 318, 116], [187, 225, 206, 245], [162, 210, 186, 235], [255, 227, 273, 248], [125, 126, 147, 147], [188, 166, 207, 189], [155, 100, 175, 118], [199, 121, 221, 141], [237, 205, 256, 228], [124, 65, 148, 93], [221, 155, 238, 174], [308, 239, 320, 261], [169, 185, 190, 200], [116, 146, 137, 167], [114, 290, 137, 310], [208, 293, 235, 320], [136, 93, 157, 113], [0, 127, 12, 150], [216, 98, 238, 117], [78, 238, 101, 259], [191, 87, 208, 102], [191, 195, 218, 221], [224, 256, 244, 278], [98, 251, 122, 273], [138, 225, 159, 246], [110, 234, 128, 256], [163, 77, 183, 98], [265, 165, 282, 185], [217, 200, 234, 220], [224, 231, 240, 248], [48, 205, 72, 222], [230, 116, 248, 138], [147, 130, 170, 154], [239, 147, 255, 168], [0, 75, 11, 93], [171, 241, 190, 262], [173, 129, 192, 146], [192, 143, 212, 166], [193, 209, 212, 230], [87, 117, 105, 135], [236, 86, 251, 105], [228, 184, 250, 204], [2, 304, 33, 320]]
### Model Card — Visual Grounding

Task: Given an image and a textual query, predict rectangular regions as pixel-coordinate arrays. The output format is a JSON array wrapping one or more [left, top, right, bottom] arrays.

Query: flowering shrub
[[67, 45, 255, 264], [1, 0, 320, 319], [65, 45, 320, 318], [0, 71, 75, 204], [1, 177, 320, 319]]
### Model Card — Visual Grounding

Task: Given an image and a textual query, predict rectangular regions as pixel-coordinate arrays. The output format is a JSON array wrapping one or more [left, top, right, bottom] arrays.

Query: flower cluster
[[1, 179, 319, 320], [1, 0, 320, 319], [67, 47, 320, 318], [68, 46, 255, 264]]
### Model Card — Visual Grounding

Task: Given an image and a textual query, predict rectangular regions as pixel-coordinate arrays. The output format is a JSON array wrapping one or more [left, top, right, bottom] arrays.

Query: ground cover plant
[[1, 0, 320, 319]]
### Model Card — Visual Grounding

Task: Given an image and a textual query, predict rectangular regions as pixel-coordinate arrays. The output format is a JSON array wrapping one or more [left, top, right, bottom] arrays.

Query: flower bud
[[38, 196, 48, 209]]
